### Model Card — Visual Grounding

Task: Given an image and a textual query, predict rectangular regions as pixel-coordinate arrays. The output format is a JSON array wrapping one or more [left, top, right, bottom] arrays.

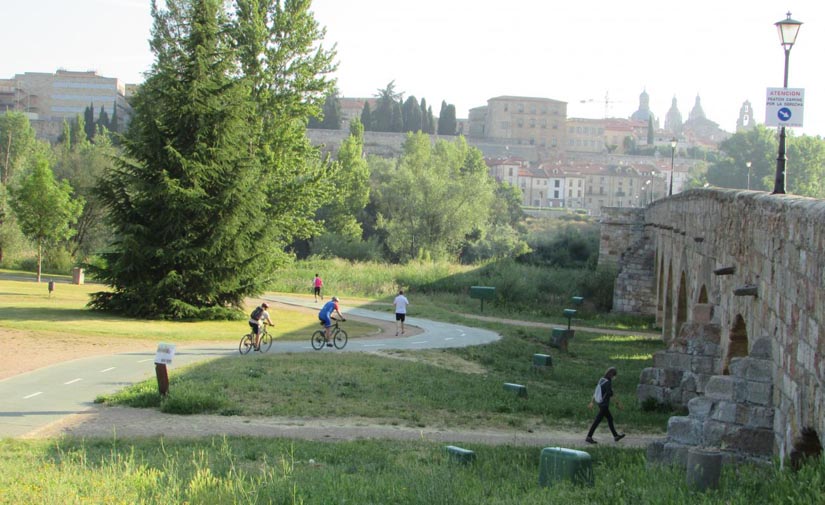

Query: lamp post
[[669, 138, 677, 196], [773, 12, 803, 195], [746, 161, 752, 190]]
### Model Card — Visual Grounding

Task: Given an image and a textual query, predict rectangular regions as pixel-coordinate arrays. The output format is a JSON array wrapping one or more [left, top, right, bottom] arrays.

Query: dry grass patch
[[372, 349, 488, 375]]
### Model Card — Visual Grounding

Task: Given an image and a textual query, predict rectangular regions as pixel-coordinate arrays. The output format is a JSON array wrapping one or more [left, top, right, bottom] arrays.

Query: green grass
[[100, 324, 673, 432], [0, 277, 377, 343], [1, 438, 822, 504], [270, 258, 656, 331]]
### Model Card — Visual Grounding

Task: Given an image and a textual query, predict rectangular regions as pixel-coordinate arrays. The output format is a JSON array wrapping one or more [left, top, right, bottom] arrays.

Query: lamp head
[[776, 12, 802, 50], [670, 138, 677, 149]]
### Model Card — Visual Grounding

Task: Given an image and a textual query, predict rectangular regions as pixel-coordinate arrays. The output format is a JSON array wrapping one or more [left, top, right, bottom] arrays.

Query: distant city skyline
[[2, 0, 824, 137]]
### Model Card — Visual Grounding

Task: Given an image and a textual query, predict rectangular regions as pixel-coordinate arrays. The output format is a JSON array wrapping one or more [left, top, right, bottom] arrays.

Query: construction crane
[[579, 91, 623, 118]]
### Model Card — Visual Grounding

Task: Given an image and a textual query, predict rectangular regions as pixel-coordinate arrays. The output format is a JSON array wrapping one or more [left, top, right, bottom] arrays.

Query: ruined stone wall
[[609, 188, 825, 462]]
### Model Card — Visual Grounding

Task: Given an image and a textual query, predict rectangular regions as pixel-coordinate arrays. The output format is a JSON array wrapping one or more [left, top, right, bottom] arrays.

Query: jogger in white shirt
[[393, 290, 410, 336]]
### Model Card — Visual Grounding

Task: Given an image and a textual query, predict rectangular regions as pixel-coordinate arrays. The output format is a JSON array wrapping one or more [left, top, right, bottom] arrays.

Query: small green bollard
[[446, 445, 476, 464], [533, 353, 553, 367], [503, 382, 528, 398], [539, 447, 594, 487]]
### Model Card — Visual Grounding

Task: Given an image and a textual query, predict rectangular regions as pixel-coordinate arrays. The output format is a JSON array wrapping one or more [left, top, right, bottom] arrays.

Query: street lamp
[[746, 161, 752, 190], [669, 138, 677, 196], [773, 12, 803, 195]]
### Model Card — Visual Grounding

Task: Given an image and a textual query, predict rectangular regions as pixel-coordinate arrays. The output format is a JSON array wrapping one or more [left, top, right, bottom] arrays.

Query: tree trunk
[[36, 241, 42, 283]]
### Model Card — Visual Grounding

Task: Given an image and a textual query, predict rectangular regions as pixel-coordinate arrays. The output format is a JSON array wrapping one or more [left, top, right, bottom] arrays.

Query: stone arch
[[698, 284, 708, 304], [790, 428, 823, 471], [723, 314, 749, 375], [664, 261, 674, 342], [657, 255, 665, 326], [675, 271, 688, 336]]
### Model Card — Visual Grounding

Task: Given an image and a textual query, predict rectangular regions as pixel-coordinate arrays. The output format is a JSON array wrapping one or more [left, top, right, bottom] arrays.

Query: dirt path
[[2, 302, 659, 447], [25, 404, 659, 448]]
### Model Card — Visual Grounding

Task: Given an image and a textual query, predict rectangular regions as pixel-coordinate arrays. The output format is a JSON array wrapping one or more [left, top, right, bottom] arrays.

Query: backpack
[[250, 306, 264, 321], [593, 378, 608, 404]]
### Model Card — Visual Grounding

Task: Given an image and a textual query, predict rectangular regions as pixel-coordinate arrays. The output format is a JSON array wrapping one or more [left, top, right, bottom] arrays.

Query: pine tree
[[109, 101, 119, 133], [88, 0, 335, 319], [419, 98, 430, 133], [402, 96, 421, 132], [97, 105, 110, 133], [360, 102, 373, 131], [83, 104, 96, 140], [437, 101, 457, 135]]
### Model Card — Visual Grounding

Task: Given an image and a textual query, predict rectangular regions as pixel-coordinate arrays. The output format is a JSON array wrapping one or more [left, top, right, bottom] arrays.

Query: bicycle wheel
[[333, 329, 348, 349], [311, 330, 326, 350], [259, 331, 273, 353], [239, 333, 254, 354]]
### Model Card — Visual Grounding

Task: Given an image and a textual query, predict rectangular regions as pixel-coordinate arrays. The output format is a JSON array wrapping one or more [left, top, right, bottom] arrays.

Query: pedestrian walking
[[313, 273, 323, 302], [585, 366, 625, 444], [393, 290, 409, 336]]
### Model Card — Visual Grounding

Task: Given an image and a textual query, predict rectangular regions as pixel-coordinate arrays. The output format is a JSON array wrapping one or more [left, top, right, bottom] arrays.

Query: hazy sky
[[3, 0, 824, 136]]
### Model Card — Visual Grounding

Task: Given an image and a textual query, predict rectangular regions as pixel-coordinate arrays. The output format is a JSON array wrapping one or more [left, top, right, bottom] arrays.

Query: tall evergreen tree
[[427, 105, 436, 134], [402, 96, 422, 132], [390, 101, 404, 132], [109, 101, 119, 133], [83, 104, 96, 140], [437, 101, 457, 135], [88, 0, 335, 319], [419, 98, 430, 133], [97, 105, 110, 133], [360, 102, 373, 131], [374, 81, 401, 132]]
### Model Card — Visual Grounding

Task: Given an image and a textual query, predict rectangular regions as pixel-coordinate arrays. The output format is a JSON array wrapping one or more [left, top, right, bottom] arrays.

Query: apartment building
[[480, 96, 567, 150], [1, 70, 132, 141], [566, 118, 605, 153]]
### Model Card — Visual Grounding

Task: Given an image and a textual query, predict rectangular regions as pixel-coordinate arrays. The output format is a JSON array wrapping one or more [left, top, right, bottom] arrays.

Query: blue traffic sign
[[778, 107, 792, 121]]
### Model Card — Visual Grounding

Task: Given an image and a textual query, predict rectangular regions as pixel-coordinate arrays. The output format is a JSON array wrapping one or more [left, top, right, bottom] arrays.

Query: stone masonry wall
[[609, 188, 825, 462]]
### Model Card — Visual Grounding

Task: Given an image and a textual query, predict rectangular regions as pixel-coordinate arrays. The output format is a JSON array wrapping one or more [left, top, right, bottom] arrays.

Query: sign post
[[765, 88, 804, 127], [154, 343, 176, 397]]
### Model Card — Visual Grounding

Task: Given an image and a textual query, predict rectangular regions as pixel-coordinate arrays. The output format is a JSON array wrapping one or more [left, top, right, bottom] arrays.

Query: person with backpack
[[248, 302, 274, 350], [585, 366, 625, 444]]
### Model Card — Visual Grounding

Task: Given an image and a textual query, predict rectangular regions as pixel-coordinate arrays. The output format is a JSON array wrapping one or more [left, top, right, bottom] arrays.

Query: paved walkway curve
[[0, 300, 500, 438]]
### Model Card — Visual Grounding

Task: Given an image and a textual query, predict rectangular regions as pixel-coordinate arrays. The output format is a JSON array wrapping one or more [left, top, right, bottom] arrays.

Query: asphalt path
[[0, 298, 500, 438]]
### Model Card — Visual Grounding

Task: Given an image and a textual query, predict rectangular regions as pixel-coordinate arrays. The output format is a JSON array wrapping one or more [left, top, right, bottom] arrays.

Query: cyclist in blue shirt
[[318, 296, 345, 347]]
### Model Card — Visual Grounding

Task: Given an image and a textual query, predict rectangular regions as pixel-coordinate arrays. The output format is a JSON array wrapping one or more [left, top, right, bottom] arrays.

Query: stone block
[[692, 304, 714, 324], [702, 420, 729, 446], [668, 416, 702, 445], [737, 405, 775, 429], [687, 396, 714, 419], [721, 427, 774, 457], [680, 373, 698, 393], [691, 356, 715, 374], [652, 351, 671, 368], [743, 359, 774, 383], [695, 374, 714, 394], [704, 376, 745, 402], [663, 369, 685, 388], [671, 353, 693, 370], [710, 401, 738, 424], [637, 384, 666, 404], [639, 367, 662, 386], [728, 357, 747, 377], [746, 381, 772, 406]]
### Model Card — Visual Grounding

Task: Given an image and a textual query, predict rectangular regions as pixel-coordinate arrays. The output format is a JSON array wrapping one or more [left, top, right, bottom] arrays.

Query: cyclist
[[318, 296, 345, 347], [249, 302, 274, 350]]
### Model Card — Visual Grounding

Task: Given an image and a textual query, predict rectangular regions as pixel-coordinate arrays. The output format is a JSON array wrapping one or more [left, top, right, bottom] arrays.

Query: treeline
[[309, 81, 458, 135]]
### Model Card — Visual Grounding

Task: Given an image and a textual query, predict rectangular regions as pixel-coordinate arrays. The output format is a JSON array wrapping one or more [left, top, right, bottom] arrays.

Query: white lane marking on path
[[100, 367, 116, 373], [23, 392, 43, 399], [445, 337, 454, 341], [363, 344, 385, 347], [64, 378, 82, 385], [137, 358, 153, 363], [412, 341, 427, 345]]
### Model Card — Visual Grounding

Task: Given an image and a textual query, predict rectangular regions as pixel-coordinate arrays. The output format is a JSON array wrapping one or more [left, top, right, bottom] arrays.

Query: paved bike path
[[0, 303, 499, 438]]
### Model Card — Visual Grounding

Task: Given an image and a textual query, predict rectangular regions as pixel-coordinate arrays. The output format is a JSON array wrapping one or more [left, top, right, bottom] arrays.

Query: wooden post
[[155, 363, 169, 396]]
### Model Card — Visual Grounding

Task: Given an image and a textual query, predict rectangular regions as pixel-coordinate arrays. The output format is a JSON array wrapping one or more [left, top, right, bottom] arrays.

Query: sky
[[3, 0, 825, 137]]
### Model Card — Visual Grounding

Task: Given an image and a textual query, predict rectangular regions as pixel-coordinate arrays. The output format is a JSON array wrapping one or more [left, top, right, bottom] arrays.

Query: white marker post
[[154, 343, 176, 396]]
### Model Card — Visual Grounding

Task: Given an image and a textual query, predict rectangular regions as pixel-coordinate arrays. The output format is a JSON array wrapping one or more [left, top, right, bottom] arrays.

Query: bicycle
[[239, 323, 274, 354], [311, 318, 347, 350]]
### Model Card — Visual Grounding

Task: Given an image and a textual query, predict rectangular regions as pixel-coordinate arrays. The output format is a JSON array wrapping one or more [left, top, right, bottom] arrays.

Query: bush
[[577, 264, 617, 311], [310, 233, 385, 262]]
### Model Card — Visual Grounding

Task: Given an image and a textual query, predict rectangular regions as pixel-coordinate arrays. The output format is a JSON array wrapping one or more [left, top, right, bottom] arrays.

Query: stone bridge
[[600, 188, 824, 467]]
